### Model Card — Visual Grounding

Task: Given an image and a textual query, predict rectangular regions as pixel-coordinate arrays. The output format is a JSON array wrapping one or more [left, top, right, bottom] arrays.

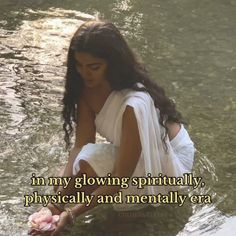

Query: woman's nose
[[79, 67, 91, 78]]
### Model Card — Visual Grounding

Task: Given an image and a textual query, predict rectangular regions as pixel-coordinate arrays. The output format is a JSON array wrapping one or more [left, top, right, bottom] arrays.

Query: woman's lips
[[85, 79, 93, 83]]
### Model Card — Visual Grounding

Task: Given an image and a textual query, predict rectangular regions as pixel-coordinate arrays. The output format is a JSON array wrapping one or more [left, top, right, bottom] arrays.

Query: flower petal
[[52, 215, 60, 223], [28, 207, 54, 231], [40, 223, 52, 232]]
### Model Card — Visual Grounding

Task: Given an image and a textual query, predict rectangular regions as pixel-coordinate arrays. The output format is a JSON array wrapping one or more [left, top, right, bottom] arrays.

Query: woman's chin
[[84, 80, 95, 87]]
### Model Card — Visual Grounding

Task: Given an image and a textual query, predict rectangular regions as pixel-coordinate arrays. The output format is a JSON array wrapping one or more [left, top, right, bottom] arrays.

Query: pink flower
[[28, 207, 60, 232]]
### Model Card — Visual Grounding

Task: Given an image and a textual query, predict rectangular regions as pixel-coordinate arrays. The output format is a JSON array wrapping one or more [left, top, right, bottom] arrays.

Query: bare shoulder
[[75, 91, 96, 148], [166, 121, 181, 141], [122, 105, 136, 123]]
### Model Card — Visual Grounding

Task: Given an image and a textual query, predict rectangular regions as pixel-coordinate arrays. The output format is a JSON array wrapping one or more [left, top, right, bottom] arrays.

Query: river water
[[0, 0, 236, 235]]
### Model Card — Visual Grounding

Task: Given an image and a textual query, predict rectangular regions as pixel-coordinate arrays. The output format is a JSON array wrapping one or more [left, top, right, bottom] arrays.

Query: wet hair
[[62, 20, 184, 150]]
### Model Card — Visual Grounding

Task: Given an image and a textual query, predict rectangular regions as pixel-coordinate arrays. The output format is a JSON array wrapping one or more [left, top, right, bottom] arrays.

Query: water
[[0, 0, 236, 235]]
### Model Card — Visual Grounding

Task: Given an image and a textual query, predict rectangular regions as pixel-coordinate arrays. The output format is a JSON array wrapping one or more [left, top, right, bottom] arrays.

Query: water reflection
[[0, 2, 235, 236], [0, 8, 95, 236]]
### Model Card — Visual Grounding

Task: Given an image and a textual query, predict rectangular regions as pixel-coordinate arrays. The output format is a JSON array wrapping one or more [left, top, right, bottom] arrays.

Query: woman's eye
[[90, 65, 100, 70]]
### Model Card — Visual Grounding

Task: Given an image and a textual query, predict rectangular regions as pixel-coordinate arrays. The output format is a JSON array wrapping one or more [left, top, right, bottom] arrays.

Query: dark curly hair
[[62, 20, 184, 150]]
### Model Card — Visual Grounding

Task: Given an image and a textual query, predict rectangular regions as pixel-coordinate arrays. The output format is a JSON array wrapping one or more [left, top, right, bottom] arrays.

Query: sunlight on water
[[0, 2, 235, 236], [0, 8, 95, 236], [178, 151, 227, 235]]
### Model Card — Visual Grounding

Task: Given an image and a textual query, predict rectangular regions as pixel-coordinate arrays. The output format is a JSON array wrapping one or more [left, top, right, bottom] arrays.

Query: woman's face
[[75, 52, 108, 88]]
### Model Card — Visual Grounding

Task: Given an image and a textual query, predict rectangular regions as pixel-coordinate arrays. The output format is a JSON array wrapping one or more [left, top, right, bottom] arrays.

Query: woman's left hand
[[51, 211, 70, 236]]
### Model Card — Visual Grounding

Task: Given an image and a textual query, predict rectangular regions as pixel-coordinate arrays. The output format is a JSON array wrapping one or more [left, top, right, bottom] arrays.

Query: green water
[[0, 0, 236, 235]]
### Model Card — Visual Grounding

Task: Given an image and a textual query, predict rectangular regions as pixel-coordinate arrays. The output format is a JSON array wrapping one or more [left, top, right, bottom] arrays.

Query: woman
[[29, 20, 194, 236]]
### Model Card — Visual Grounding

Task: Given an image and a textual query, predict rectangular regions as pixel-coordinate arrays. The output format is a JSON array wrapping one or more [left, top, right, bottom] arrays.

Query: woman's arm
[[61, 98, 96, 177], [52, 98, 96, 204], [28, 99, 97, 236], [51, 106, 142, 235]]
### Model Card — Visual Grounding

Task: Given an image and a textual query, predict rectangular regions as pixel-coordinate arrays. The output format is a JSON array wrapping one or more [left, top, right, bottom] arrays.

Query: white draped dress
[[73, 85, 195, 211]]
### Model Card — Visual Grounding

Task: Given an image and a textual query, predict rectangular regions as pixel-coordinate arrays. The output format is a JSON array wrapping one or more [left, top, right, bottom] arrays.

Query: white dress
[[73, 85, 195, 211]]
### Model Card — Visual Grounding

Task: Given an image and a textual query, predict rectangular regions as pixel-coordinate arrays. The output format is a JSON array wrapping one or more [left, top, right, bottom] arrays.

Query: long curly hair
[[62, 20, 184, 150]]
